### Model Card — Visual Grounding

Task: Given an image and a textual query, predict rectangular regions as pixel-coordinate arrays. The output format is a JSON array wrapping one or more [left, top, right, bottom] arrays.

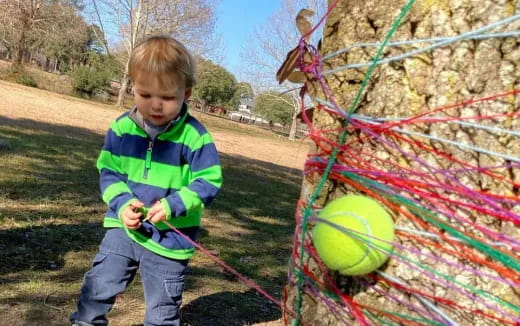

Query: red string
[[159, 220, 312, 325], [373, 275, 518, 325]]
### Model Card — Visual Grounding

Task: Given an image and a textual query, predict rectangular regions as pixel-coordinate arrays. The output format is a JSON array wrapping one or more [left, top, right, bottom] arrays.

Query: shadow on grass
[[0, 116, 102, 204], [0, 222, 105, 276], [181, 288, 281, 326], [0, 115, 302, 325]]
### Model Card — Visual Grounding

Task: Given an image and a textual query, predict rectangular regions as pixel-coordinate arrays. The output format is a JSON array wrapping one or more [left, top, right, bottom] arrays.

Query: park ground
[[0, 79, 308, 325]]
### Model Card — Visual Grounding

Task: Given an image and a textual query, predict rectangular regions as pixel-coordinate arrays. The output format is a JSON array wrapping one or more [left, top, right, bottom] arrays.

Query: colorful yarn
[[287, 0, 520, 324]]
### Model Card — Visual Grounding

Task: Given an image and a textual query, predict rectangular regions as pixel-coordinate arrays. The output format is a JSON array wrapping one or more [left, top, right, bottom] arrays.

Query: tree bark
[[13, 27, 26, 67], [285, 0, 520, 325], [117, 70, 130, 107], [289, 110, 299, 141]]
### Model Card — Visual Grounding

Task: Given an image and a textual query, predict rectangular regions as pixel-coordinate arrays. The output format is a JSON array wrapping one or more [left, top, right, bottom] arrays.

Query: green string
[[345, 172, 520, 272], [292, 0, 417, 324], [340, 218, 519, 312], [340, 173, 520, 313], [365, 309, 449, 326], [365, 311, 401, 326], [293, 256, 458, 325]]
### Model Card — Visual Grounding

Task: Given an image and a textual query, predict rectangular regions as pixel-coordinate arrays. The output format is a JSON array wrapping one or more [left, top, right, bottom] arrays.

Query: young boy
[[70, 36, 222, 326]]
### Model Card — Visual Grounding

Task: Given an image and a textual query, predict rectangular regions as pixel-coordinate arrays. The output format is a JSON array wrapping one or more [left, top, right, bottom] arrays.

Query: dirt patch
[[0, 80, 308, 171]]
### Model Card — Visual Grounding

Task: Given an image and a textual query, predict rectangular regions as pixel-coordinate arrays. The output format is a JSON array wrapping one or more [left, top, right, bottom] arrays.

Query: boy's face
[[133, 74, 192, 126]]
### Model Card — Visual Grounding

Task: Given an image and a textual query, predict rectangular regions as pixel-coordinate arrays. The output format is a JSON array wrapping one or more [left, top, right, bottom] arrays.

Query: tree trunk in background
[[13, 27, 26, 67], [117, 71, 130, 107], [286, 0, 520, 324], [289, 110, 299, 141]]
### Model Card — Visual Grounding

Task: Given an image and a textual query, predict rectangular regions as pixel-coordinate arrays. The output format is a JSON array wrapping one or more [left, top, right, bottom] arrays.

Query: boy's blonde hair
[[128, 35, 196, 88]]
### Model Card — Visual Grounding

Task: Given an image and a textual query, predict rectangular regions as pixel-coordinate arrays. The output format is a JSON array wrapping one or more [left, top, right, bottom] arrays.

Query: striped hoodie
[[97, 103, 222, 260]]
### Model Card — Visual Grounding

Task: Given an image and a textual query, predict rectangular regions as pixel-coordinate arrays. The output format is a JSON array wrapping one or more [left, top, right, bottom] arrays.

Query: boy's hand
[[121, 200, 145, 229], [146, 200, 167, 224]]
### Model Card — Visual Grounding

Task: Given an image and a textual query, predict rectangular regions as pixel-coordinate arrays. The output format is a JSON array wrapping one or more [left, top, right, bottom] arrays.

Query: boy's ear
[[184, 88, 192, 100]]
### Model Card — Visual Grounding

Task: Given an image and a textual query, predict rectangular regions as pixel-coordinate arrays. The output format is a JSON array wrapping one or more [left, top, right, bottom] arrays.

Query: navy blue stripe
[[137, 225, 199, 250], [152, 139, 187, 165], [185, 115, 207, 136], [105, 210, 118, 219], [119, 134, 149, 160], [115, 111, 130, 122], [108, 192, 133, 213], [113, 134, 196, 168], [103, 116, 218, 171], [102, 129, 123, 154], [166, 192, 187, 217], [101, 218, 199, 251], [187, 143, 220, 172], [99, 169, 128, 194], [188, 179, 220, 206], [126, 180, 179, 207]]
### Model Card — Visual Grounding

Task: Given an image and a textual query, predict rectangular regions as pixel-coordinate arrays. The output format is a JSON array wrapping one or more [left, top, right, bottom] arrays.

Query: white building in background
[[238, 92, 253, 113], [229, 93, 269, 124]]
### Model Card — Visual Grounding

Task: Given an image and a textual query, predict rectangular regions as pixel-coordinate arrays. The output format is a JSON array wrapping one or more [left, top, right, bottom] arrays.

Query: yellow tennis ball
[[312, 195, 395, 276]]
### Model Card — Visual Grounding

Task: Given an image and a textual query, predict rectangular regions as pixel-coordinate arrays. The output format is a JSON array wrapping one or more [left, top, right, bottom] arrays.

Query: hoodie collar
[[129, 102, 189, 136]]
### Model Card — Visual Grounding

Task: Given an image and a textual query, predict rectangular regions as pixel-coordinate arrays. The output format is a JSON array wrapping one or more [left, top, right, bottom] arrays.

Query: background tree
[[35, 5, 90, 72], [87, 0, 219, 106], [230, 81, 254, 110], [193, 58, 237, 106], [253, 90, 293, 125], [241, 0, 325, 140], [285, 0, 520, 325], [71, 53, 122, 96], [0, 0, 85, 67]]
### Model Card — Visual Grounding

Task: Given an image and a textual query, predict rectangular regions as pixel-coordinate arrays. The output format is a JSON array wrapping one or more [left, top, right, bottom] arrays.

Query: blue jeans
[[70, 228, 188, 326]]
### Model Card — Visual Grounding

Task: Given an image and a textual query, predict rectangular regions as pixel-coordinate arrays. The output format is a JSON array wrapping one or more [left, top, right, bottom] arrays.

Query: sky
[[214, 0, 282, 79]]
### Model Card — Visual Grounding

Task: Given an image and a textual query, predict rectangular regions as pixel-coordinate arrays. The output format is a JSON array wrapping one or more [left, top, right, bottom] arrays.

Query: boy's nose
[[151, 98, 162, 110]]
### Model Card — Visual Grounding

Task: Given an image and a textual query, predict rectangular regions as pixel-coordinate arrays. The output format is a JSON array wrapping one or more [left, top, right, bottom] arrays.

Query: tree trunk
[[13, 28, 26, 67], [117, 70, 130, 107], [289, 110, 299, 141], [285, 0, 520, 325]]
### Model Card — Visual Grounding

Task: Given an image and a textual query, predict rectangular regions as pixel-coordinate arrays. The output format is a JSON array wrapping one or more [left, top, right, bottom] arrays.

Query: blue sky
[[215, 0, 282, 79]]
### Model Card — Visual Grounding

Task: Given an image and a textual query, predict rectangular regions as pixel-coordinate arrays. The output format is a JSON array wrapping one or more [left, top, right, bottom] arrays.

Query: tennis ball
[[312, 195, 395, 276]]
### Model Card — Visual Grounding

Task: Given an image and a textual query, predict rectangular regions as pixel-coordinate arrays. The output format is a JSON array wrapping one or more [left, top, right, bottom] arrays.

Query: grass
[[0, 112, 302, 325], [0, 62, 73, 95], [0, 60, 132, 106]]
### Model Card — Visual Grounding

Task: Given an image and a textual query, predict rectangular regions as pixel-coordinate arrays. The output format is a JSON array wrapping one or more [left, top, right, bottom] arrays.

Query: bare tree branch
[[91, 0, 111, 55], [239, 0, 324, 139], [87, 0, 218, 106]]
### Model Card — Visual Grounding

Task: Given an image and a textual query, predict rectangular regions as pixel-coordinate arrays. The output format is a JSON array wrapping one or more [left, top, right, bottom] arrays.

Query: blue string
[[322, 31, 520, 60], [377, 271, 460, 326], [315, 96, 520, 163], [391, 127, 520, 163], [322, 14, 520, 75], [376, 117, 520, 138], [316, 96, 520, 143]]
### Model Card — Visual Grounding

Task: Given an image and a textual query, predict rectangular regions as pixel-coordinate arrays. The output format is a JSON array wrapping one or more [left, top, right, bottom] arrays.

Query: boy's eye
[[163, 96, 176, 101], [139, 93, 151, 98]]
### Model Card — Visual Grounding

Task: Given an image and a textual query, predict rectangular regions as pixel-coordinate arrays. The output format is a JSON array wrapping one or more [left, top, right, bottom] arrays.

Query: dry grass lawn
[[0, 80, 308, 169]]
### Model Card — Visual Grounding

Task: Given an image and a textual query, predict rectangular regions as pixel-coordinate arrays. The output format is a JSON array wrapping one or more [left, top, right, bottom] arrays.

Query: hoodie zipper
[[144, 140, 153, 179]]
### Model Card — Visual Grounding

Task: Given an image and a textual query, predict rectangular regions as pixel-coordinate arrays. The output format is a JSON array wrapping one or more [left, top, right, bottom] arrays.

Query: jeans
[[70, 228, 188, 326]]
